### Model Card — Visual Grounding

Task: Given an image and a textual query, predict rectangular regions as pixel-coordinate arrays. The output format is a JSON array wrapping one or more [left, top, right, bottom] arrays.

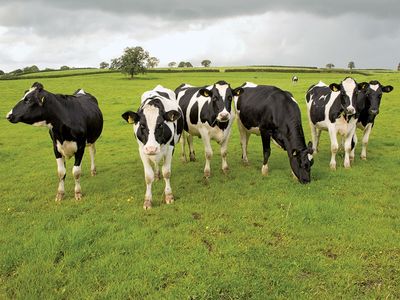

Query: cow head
[[122, 100, 181, 155], [364, 80, 394, 116], [329, 77, 367, 116], [289, 141, 314, 184], [6, 82, 47, 125], [198, 81, 243, 123]]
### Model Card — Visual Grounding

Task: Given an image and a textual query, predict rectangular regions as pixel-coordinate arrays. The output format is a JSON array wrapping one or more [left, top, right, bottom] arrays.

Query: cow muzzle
[[369, 109, 379, 115], [346, 106, 355, 115], [6, 110, 17, 123], [144, 145, 160, 155], [217, 111, 230, 122]]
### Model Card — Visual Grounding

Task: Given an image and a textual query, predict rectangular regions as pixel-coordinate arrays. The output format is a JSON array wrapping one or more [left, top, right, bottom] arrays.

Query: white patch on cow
[[56, 140, 78, 159], [342, 77, 357, 110], [6, 109, 12, 119], [308, 153, 313, 161], [216, 82, 228, 98], [243, 82, 258, 88], [248, 126, 261, 135], [316, 81, 327, 87], [32, 121, 53, 129], [141, 105, 161, 154], [21, 87, 36, 100], [370, 84, 379, 91], [291, 97, 298, 103], [76, 89, 86, 95]]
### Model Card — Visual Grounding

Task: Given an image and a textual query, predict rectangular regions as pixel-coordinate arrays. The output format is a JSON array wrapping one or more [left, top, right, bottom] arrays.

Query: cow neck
[[42, 92, 73, 132], [280, 119, 307, 155]]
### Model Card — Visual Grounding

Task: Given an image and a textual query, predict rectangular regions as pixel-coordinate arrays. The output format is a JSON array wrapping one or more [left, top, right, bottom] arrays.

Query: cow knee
[[72, 166, 81, 179]]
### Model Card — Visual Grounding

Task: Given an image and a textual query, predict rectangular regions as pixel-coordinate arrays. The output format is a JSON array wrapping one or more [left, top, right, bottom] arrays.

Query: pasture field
[[0, 70, 399, 299]]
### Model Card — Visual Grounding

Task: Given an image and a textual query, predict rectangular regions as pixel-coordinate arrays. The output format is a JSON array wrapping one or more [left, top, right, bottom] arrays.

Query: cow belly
[[57, 140, 78, 159], [247, 126, 260, 135]]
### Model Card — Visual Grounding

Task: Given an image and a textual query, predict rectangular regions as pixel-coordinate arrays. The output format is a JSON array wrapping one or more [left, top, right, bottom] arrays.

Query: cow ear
[[329, 83, 341, 92], [292, 149, 298, 157], [232, 87, 244, 96], [358, 82, 369, 91], [164, 110, 181, 122], [382, 85, 394, 93], [199, 88, 212, 98], [121, 111, 139, 124]]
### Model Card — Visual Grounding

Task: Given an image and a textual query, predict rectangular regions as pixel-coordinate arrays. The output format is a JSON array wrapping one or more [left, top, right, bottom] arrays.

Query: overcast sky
[[0, 0, 399, 72]]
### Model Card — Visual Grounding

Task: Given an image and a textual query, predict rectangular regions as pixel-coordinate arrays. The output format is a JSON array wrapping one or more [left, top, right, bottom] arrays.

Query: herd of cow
[[6, 78, 393, 209]]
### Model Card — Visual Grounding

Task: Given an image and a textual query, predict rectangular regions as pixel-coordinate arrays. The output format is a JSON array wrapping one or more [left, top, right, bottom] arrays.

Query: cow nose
[[370, 109, 379, 115], [218, 111, 230, 121], [346, 106, 355, 115], [6, 110, 13, 120], [144, 146, 158, 155]]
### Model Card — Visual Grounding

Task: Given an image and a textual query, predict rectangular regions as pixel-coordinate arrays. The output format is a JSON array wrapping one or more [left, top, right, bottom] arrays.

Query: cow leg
[[187, 134, 196, 162], [344, 123, 357, 168], [139, 151, 154, 210], [328, 127, 338, 170], [309, 122, 320, 153], [237, 118, 250, 164], [350, 132, 358, 161], [260, 130, 271, 176], [163, 147, 174, 204], [56, 157, 66, 201], [73, 146, 85, 200], [220, 136, 231, 175], [201, 134, 213, 178], [153, 160, 160, 180], [88, 143, 97, 176], [180, 131, 187, 162], [361, 123, 373, 160]]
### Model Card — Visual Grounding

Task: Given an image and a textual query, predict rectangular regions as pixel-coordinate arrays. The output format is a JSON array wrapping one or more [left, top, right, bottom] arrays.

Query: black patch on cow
[[156, 91, 170, 100], [190, 101, 199, 125], [175, 86, 198, 132], [307, 86, 342, 124]]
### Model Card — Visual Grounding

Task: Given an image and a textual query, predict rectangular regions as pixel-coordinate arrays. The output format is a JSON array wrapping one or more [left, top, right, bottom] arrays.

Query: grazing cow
[[234, 82, 314, 184], [6, 82, 103, 200], [122, 85, 183, 209], [175, 81, 243, 178], [292, 75, 298, 84], [351, 80, 393, 160], [305, 77, 368, 169]]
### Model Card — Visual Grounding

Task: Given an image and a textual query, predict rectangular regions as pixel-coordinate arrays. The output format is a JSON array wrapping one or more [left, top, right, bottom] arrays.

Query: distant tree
[[201, 59, 211, 67], [45, 68, 55, 71], [60, 66, 70, 70], [23, 65, 40, 73], [117, 46, 150, 79], [168, 62, 177, 68], [110, 58, 121, 70], [326, 63, 335, 69], [178, 61, 186, 68], [0, 70, 4, 76], [348, 61, 355, 72], [99, 62, 109, 69], [10, 69, 23, 75], [397, 63, 400, 71], [147, 57, 160, 68], [185, 62, 193, 68]]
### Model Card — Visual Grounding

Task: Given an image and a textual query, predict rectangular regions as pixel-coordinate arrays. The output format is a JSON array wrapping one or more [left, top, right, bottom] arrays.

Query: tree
[[326, 63, 335, 69], [23, 65, 40, 73], [10, 69, 23, 75], [178, 61, 186, 68], [201, 59, 211, 67], [117, 46, 150, 79], [147, 57, 160, 68], [168, 62, 177, 68], [348, 61, 355, 72], [99, 62, 109, 69], [397, 63, 400, 71], [60, 66, 70, 70], [0, 70, 5, 76], [185, 62, 193, 68], [110, 58, 121, 70]]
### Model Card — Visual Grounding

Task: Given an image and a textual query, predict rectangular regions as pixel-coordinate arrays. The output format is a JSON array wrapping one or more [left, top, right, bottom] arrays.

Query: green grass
[[0, 71, 399, 299]]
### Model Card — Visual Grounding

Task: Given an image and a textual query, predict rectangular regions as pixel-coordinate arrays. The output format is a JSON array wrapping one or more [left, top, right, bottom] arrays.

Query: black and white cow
[[351, 80, 393, 160], [175, 81, 243, 178], [234, 82, 314, 184], [6, 82, 103, 200], [122, 85, 183, 209], [306, 77, 368, 169], [292, 76, 298, 84]]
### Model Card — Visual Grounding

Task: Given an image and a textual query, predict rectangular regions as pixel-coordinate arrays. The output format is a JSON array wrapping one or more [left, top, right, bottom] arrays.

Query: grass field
[[0, 70, 399, 299]]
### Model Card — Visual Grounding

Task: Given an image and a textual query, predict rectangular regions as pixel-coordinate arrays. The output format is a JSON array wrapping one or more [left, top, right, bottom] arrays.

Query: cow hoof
[[222, 166, 229, 175], [344, 163, 351, 169], [261, 165, 269, 176], [143, 200, 152, 210], [91, 169, 97, 176], [242, 160, 249, 166], [75, 192, 82, 201], [204, 170, 210, 178], [329, 163, 336, 170], [55, 192, 64, 201], [165, 194, 174, 204], [181, 155, 187, 163], [189, 153, 196, 162], [349, 157, 355, 162], [361, 156, 367, 160]]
